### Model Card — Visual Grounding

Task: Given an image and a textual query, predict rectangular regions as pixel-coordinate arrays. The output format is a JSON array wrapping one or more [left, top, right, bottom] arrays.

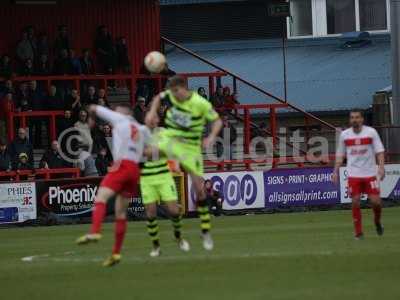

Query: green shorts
[[157, 130, 203, 176], [140, 173, 178, 205]]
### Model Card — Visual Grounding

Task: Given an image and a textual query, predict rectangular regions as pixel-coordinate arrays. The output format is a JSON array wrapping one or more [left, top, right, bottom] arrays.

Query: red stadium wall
[[0, 0, 160, 73]]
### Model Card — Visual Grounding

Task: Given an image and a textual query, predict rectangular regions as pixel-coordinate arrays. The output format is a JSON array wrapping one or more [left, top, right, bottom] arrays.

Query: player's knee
[[115, 210, 127, 220], [352, 197, 361, 207], [168, 204, 180, 218], [145, 204, 157, 219]]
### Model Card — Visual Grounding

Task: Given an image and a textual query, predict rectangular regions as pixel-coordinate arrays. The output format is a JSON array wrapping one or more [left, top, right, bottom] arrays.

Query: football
[[144, 51, 166, 73]]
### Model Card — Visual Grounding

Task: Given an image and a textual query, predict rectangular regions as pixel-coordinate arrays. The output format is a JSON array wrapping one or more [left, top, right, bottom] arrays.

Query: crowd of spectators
[[0, 25, 131, 79]]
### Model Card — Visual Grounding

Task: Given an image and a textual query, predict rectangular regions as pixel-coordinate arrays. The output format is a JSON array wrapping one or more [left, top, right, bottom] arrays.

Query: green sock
[[171, 215, 183, 240], [197, 202, 211, 234], [147, 218, 160, 248]]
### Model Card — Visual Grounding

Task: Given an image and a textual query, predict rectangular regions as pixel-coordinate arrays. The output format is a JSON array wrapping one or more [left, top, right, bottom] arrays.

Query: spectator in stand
[[77, 143, 98, 177], [64, 89, 82, 118], [16, 82, 31, 112], [97, 88, 110, 106], [39, 140, 70, 169], [95, 25, 116, 77], [19, 59, 35, 76], [29, 80, 46, 147], [0, 138, 12, 172], [116, 36, 130, 73], [46, 85, 64, 111], [92, 120, 112, 155], [197, 87, 208, 100], [26, 25, 37, 57], [223, 86, 238, 111], [37, 33, 49, 58], [133, 96, 146, 124], [29, 80, 45, 111], [57, 110, 74, 135], [53, 48, 73, 75], [0, 80, 14, 98], [70, 49, 82, 75], [74, 109, 93, 147], [0, 93, 12, 137], [54, 25, 71, 57], [35, 54, 51, 76], [211, 86, 224, 110], [0, 55, 13, 78], [204, 179, 223, 216], [217, 114, 237, 167], [82, 85, 98, 105], [13, 152, 34, 172], [80, 49, 95, 74], [16, 31, 34, 68], [97, 97, 110, 109], [95, 146, 111, 176], [9, 128, 34, 167]]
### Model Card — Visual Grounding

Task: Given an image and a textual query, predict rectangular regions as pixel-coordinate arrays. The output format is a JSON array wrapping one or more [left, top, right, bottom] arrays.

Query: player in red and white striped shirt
[[76, 104, 151, 266], [333, 109, 385, 239]]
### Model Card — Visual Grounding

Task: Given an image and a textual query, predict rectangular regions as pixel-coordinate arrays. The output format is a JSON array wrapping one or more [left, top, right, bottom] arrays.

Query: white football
[[144, 51, 166, 73]]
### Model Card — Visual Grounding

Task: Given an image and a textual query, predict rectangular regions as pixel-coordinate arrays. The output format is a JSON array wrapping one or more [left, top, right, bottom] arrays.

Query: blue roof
[[166, 35, 391, 112]]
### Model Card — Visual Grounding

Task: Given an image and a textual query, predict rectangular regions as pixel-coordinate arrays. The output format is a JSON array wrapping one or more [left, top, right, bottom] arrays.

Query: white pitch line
[[22, 250, 334, 264]]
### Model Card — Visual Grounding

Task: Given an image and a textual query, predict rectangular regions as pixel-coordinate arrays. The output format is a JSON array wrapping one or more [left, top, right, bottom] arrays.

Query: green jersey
[[161, 90, 219, 145]]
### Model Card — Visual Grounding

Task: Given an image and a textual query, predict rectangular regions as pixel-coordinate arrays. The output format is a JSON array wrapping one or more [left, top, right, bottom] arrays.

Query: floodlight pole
[[392, 0, 400, 125]]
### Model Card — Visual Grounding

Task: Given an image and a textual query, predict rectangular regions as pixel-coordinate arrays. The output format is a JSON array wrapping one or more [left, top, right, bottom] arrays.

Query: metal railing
[[0, 168, 80, 181]]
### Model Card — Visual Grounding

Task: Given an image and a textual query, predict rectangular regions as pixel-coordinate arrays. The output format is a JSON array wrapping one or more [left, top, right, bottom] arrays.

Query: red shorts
[[348, 176, 380, 198], [100, 160, 139, 198]]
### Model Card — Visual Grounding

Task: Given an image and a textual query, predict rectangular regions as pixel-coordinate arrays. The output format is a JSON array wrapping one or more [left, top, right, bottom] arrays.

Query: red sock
[[90, 201, 106, 234], [112, 218, 127, 255], [352, 206, 362, 236], [373, 205, 382, 225]]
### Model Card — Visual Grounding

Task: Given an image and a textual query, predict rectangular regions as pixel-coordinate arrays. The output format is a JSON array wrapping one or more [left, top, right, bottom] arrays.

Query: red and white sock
[[352, 206, 363, 236], [90, 201, 106, 234], [112, 218, 127, 255]]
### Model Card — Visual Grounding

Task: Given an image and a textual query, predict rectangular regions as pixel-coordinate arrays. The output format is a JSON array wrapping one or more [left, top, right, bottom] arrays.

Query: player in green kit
[[140, 127, 190, 257], [145, 75, 223, 250]]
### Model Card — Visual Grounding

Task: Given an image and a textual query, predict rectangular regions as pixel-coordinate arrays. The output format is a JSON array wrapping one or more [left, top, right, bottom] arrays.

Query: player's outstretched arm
[[89, 105, 125, 125], [203, 117, 223, 148], [145, 94, 162, 127]]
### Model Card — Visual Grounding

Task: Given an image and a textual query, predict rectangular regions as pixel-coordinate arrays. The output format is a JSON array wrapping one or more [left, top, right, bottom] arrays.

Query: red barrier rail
[[2, 71, 227, 106], [0, 168, 81, 181], [6, 110, 64, 142]]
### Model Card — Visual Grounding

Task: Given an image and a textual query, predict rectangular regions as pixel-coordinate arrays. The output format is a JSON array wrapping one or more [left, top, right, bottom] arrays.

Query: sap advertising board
[[187, 165, 400, 211], [0, 182, 36, 223], [187, 171, 265, 212], [188, 171, 265, 212]]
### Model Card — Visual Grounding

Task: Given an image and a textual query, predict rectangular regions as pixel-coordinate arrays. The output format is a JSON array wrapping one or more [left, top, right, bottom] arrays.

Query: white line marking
[[23, 250, 334, 264]]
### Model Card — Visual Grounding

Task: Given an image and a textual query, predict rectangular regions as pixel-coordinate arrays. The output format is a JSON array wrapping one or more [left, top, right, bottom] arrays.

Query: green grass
[[1, 207, 400, 300]]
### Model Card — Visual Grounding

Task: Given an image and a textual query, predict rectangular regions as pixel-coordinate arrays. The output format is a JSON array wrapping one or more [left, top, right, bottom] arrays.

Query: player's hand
[[203, 135, 216, 148], [378, 166, 385, 181], [145, 112, 158, 127], [332, 171, 339, 185]]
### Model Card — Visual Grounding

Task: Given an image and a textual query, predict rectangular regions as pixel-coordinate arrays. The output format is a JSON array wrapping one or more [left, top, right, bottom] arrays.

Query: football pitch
[[1, 207, 400, 300]]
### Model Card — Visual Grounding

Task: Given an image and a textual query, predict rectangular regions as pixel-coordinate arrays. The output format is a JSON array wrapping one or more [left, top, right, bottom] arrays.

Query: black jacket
[[40, 150, 70, 169], [9, 138, 34, 166], [0, 148, 12, 171]]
